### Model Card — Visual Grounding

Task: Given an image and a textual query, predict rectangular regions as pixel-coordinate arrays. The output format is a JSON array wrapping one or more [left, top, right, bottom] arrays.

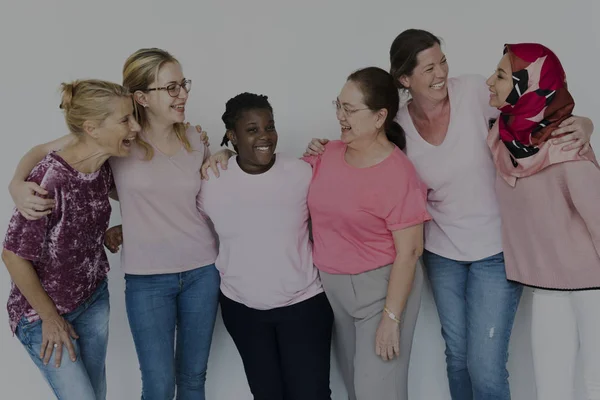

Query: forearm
[[384, 253, 419, 316], [2, 251, 58, 320]]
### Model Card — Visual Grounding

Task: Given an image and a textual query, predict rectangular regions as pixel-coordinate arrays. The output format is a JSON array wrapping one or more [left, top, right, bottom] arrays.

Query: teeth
[[256, 146, 270, 151], [341, 126, 351, 131], [172, 105, 184, 109], [431, 82, 445, 89]]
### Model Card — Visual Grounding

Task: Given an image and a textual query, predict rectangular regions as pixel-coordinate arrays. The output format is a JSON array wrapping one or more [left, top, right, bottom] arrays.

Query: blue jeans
[[423, 251, 523, 400], [125, 264, 220, 400], [15, 280, 110, 400]]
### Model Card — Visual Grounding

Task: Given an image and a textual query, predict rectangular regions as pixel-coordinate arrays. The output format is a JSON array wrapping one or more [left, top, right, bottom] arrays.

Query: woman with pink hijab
[[487, 43, 600, 400]]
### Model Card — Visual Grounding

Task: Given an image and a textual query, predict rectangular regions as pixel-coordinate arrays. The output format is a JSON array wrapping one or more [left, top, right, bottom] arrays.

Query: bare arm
[[2, 249, 78, 366], [9, 134, 76, 220], [385, 224, 423, 319], [375, 224, 424, 361]]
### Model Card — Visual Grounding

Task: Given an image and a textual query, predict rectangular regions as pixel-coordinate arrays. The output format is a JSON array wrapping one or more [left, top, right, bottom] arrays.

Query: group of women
[[2, 27, 599, 400]]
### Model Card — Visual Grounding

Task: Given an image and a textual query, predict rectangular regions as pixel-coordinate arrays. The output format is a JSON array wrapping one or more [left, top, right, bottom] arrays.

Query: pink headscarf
[[487, 43, 590, 186]]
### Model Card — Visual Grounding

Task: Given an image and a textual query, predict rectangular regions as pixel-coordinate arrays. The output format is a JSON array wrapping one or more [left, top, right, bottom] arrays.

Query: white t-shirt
[[397, 74, 502, 261], [198, 153, 323, 310]]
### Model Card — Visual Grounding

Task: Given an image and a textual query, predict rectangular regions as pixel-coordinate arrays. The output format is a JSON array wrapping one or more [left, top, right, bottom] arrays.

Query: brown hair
[[347, 67, 406, 151], [59, 79, 130, 135], [389, 29, 441, 89], [122, 48, 191, 159]]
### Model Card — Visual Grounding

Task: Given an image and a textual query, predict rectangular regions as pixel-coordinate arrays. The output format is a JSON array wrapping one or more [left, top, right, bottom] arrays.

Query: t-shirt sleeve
[[2, 165, 56, 262], [384, 160, 431, 231]]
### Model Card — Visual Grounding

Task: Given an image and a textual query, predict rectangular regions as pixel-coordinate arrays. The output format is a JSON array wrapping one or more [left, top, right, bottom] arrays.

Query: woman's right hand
[[303, 138, 329, 157], [200, 149, 236, 180], [9, 180, 55, 221], [104, 225, 123, 253], [40, 314, 79, 368]]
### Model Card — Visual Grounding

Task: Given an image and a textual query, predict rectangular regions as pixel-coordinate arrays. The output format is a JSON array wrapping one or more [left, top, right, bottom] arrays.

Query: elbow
[[396, 244, 423, 266]]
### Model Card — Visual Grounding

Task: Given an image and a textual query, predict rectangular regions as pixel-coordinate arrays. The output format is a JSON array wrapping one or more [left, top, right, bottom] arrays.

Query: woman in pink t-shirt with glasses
[[203, 67, 431, 400]]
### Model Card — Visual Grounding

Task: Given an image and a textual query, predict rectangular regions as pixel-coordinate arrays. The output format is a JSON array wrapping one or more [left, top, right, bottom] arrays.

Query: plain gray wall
[[0, 0, 598, 398]]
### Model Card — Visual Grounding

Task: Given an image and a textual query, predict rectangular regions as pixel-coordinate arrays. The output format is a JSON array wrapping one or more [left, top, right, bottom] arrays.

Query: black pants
[[220, 292, 334, 400]]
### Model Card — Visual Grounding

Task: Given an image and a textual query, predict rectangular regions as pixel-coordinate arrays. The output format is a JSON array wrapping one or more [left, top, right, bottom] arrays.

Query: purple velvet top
[[3, 152, 113, 333]]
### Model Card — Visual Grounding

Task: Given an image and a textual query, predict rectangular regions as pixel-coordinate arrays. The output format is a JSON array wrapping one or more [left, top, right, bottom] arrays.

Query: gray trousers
[[320, 262, 423, 400]]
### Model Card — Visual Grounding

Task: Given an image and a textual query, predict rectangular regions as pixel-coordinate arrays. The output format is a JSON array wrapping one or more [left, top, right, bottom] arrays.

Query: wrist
[[383, 306, 401, 324], [38, 308, 60, 322]]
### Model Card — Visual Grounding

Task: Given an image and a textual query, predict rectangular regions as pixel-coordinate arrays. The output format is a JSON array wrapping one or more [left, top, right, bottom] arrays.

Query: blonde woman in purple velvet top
[[1, 80, 140, 400]]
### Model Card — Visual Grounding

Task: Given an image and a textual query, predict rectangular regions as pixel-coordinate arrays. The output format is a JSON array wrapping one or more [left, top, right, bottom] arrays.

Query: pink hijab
[[487, 43, 590, 186]]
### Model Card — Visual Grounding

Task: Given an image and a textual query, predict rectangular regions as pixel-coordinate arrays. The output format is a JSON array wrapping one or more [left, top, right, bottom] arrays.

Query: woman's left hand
[[551, 116, 594, 155], [375, 315, 400, 361]]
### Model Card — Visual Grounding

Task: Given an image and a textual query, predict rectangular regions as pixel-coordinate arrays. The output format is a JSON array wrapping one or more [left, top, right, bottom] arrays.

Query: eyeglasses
[[146, 79, 192, 97], [332, 100, 369, 117]]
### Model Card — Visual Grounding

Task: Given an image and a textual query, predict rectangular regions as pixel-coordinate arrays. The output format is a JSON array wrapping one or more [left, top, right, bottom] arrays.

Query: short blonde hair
[[60, 79, 130, 135], [123, 48, 191, 160]]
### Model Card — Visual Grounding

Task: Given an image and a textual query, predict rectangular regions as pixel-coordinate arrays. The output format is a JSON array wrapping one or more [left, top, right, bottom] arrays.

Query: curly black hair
[[220, 92, 273, 151]]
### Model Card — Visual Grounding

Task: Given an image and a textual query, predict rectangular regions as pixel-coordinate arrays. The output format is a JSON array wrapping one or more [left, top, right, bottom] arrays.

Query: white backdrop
[[0, 0, 598, 398]]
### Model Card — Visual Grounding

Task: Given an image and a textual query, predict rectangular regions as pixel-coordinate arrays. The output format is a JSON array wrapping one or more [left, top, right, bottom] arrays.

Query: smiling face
[[336, 80, 386, 145], [137, 62, 189, 125], [94, 97, 141, 157], [228, 108, 278, 174], [486, 53, 514, 108], [399, 43, 449, 102], [89, 96, 141, 157]]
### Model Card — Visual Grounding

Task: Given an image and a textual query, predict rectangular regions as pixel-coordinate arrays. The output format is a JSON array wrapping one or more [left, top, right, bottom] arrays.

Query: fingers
[[386, 345, 395, 361], [579, 142, 591, 155], [209, 161, 221, 178], [68, 323, 79, 340], [310, 139, 326, 152], [63, 334, 77, 363], [54, 342, 63, 367], [40, 337, 48, 360], [200, 163, 210, 181], [42, 341, 54, 366], [26, 182, 49, 196], [552, 133, 579, 145], [194, 124, 203, 133], [557, 116, 576, 128], [560, 139, 583, 152]]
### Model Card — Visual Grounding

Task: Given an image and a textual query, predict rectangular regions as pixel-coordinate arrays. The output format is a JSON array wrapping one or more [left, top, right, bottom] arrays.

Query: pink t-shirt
[[109, 127, 217, 275], [304, 140, 431, 275], [198, 154, 323, 310], [396, 74, 503, 261]]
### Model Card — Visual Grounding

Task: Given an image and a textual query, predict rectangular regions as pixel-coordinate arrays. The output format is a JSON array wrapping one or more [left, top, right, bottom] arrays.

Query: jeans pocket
[[16, 317, 42, 349]]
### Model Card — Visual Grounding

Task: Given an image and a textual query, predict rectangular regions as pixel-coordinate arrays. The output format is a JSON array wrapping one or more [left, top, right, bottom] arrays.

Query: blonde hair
[[60, 79, 130, 135], [123, 48, 192, 160]]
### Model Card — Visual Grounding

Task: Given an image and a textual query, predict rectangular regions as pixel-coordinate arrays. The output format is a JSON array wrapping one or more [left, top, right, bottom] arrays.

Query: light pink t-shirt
[[109, 128, 217, 275], [198, 154, 323, 310], [396, 74, 503, 261], [304, 141, 431, 275]]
